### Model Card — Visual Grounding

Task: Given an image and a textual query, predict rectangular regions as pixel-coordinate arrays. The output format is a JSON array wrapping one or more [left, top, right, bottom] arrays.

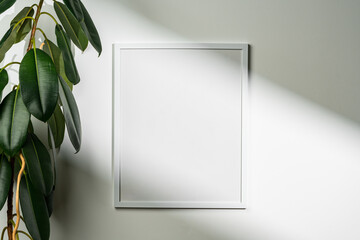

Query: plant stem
[[6, 158, 14, 240], [12, 154, 25, 240], [27, 0, 45, 52]]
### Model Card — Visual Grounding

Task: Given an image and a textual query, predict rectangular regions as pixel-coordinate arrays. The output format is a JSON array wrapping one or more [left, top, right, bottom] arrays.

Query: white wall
[[1, 0, 360, 239]]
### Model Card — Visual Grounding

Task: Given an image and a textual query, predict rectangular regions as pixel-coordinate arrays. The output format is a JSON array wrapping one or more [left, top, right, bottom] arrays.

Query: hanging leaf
[[79, 1, 102, 55], [22, 133, 54, 195], [64, 0, 101, 55], [47, 103, 65, 148], [55, 25, 80, 85], [0, 154, 11, 211], [54, 1, 88, 51], [19, 48, 59, 122], [28, 119, 34, 133], [63, 0, 83, 22], [10, 6, 35, 43], [0, 0, 16, 15], [58, 76, 81, 152], [0, 26, 15, 63], [20, 174, 50, 240], [0, 88, 30, 156], [0, 69, 8, 99], [45, 188, 54, 217], [43, 39, 73, 90]]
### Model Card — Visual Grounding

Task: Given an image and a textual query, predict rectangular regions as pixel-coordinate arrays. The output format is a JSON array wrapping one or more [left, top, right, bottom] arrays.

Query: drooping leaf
[[47, 103, 65, 148], [0, 89, 30, 156], [20, 174, 50, 240], [22, 133, 54, 195], [45, 188, 54, 217], [0, 26, 15, 63], [58, 76, 81, 152], [42, 39, 63, 75], [0, 69, 8, 99], [54, 1, 88, 51], [0, 154, 11, 211], [79, 1, 102, 55], [10, 6, 35, 43], [19, 48, 59, 122], [63, 0, 101, 55], [28, 119, 34, 133], [0, 0, 16, 15], [47, 124, 57, 177], [43, 39, 73, 90], [63, 0, 83, 22], [0, 25, 12, 46], [55, 25, 80, 85]]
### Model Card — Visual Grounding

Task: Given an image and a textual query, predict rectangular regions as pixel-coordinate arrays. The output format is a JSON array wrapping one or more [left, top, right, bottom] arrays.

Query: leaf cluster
[[0, 0, 101, 239]]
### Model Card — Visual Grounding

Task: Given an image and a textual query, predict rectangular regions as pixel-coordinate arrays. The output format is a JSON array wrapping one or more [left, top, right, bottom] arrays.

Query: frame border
[[113, 43, 249, 208]]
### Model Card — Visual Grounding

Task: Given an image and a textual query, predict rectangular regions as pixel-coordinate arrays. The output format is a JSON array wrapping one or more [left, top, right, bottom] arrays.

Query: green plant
[[0, 0, 101, 239]]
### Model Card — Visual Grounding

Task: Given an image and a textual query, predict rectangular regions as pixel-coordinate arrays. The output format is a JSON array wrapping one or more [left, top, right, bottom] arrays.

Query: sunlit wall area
[[1, 0, 360, 239]]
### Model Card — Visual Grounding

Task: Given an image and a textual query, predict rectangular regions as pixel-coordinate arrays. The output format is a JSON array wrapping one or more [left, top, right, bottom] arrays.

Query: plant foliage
[[0, 0, 101, 239]]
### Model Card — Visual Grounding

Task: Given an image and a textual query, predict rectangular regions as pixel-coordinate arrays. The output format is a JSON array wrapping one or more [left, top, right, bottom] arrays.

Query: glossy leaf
[[58, 76, 81, 152], [28, 120, 34, 133], [0, 89, 30, 156], [79, 1, 102, 55], [22, 133, 54, 195], [54, 1, 88, 51], [45, 188, 54, 217], [43, 39, 73, 90], [55, 25, 80, 85], [0, 0, 15, 15], [65, 0, 102, 55], [47, 103, 65, 148], [0, 69, 8, 99], [63, 0, 83, 22], [19, 48, 59, 122], [10, 7, 35, 43], [0, 26, 15, 63], [0, 154, 11, 211], [20, 174, 50, 240]]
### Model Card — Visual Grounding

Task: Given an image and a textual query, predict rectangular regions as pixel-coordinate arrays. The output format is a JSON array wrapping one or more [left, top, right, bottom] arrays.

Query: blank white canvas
[[113, 44, 248, 208]]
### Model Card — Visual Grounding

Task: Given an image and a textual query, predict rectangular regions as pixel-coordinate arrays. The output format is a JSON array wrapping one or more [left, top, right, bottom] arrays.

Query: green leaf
[[55, 24, 80, 85], [63, 0, 83, 22], [28, 119, 34, 133], [19, 48, 59, 122], [0, 154, 11, 211], [0, 26, 15, 63], [43, 39, 73, 90], [58, 76, 81, 152], [0, 69, 8, 99], [45, 188, 54, 217], [20, 174, 50, 240], [63, 0, 101, 55], [0, 0, 16, 15], [10, 6, 35, 43], [47, 104, 65, 148], [54, 2, 88, 51], [22, 133, 54, 195], [79, 1, 102, 55], [0, 89, 30, 156]]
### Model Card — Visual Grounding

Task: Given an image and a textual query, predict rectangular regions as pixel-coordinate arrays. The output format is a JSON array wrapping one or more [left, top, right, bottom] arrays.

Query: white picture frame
[[113, 43, 249, 208]]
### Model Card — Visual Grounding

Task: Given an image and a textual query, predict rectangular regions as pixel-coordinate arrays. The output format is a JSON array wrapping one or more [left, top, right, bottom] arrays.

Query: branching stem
[[36, 27, 49, 42], [27, 0, 45, 52], [39, 12, 59, 25], [0, 62, 21, 73]]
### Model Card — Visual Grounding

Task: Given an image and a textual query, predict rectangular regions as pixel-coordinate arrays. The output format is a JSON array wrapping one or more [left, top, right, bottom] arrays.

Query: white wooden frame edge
[[113, 43, 249, 209]]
